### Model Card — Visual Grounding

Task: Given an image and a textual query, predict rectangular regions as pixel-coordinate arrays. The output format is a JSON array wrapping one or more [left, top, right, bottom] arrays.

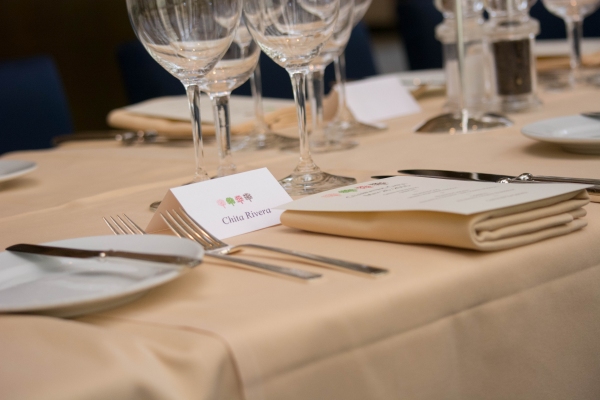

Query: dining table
[[1, 82, 600, 400]]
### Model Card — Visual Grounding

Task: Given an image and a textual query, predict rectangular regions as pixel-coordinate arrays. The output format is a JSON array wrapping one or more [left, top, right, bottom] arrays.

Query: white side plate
[[0, 235, 203, 317], [0, 160, 37, 183], [521, 115, 600, 155]]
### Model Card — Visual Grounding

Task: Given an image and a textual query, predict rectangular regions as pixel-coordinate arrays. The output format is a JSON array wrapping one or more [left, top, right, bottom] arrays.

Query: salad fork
[[103, 215, 321, 281], [160, 209, 388, 276]]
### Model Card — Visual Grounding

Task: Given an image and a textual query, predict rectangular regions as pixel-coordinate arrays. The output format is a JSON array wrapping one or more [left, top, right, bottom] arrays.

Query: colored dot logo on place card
[[217, 193, 254, 208]]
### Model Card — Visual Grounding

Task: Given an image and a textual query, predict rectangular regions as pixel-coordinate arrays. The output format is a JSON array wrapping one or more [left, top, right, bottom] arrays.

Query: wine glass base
[[232, 132, 298, 152], [326, 119, 385, 138], [310, 138, 358, 153], [279, 171, 356, 196], [415, 112, 513, 134], [279, 138, 359, 153]]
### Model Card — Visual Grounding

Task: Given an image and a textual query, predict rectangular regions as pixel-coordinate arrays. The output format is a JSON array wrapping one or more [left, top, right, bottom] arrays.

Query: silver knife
[[6, 244, 202, 268], [371, 169, 600, 194]]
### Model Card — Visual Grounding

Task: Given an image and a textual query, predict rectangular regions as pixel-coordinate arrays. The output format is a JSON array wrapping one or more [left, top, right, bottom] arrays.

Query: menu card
[[277, 176, 591, 214]]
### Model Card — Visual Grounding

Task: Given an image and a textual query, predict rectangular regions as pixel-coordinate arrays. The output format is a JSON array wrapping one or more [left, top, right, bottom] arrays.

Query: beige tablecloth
[[1, 87, 600, 400]]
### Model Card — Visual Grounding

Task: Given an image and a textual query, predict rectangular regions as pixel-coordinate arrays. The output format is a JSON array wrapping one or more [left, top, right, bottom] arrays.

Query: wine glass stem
[[455, 0, 468, 133], [333, 53, 353, 123], [565, 18, 583, 84], [185, 84, 209, 182], [250, 63, 269, 136], [289, 70, 319, 175], [309, 68, 327, 142], [209, 93, 236, 177]]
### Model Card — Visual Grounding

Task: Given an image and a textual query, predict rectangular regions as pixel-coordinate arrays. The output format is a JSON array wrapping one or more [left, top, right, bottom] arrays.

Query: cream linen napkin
[[107, 106, 293, 139], [537, 51, 600, 72], [106, 94, 339, 139], [280, 190, 590, 251]]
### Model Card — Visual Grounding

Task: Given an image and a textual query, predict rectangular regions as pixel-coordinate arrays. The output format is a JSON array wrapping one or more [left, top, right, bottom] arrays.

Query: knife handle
[[531, 175, 600, 186]]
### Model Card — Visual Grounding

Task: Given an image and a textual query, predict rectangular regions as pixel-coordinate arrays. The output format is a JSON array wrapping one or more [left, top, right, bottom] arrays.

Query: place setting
[[2, 0, 600, 321]]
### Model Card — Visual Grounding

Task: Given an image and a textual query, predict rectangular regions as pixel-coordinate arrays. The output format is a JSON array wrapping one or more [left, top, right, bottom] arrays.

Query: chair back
[[0, 55, 73, 155]]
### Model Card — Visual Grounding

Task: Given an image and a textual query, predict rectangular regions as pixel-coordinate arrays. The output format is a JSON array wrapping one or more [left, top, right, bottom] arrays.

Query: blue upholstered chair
[[116, 22, 378, 103], [0, 56, 73, 155]]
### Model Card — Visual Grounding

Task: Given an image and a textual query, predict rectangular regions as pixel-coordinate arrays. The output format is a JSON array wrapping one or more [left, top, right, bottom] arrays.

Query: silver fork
[[160, 209, 388, 276], [103, 215, 322, 281]]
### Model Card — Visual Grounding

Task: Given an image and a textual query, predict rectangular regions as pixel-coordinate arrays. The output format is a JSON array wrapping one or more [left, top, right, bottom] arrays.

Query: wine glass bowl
[[245, 1, 337, 69], [127, 0, 242, 182], [542, 0, 599, 19]]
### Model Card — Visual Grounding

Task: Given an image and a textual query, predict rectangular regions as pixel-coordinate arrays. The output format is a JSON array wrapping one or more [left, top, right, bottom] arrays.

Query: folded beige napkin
[[280, 190, 589, 251], [537, 51, 600, 72], [106, 93, 339, 139], [107, 106, 294, 139]]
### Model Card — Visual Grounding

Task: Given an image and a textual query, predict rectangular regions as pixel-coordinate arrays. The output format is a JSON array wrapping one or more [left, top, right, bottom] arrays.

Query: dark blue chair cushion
[[0, 56, 73, 155], [117, 22, 378, 102]]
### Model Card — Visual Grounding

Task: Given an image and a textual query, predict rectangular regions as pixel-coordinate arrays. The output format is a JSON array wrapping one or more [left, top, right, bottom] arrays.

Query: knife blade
[[400, 169, 600, 185], [370, 169, 599, 194], [6, 244, 202, 268]]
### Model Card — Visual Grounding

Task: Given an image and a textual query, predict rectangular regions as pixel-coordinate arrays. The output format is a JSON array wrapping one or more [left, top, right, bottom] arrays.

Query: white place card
[[147, 168, 293, 239], [276, 176, 590, 215], [345, 74, 422, 124]]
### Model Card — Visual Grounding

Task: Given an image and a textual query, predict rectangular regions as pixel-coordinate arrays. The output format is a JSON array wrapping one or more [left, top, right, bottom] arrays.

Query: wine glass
[[244, 0, 357, 195], [126, 0, 242, 182], [541, 0, 600, 88], [198, 20, 260, 177], [308, 0, 358, 153], [325, 0, 382, 138]]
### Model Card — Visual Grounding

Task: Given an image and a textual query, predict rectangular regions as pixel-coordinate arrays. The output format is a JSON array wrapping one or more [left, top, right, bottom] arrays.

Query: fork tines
[[103, 214, 145, 235]]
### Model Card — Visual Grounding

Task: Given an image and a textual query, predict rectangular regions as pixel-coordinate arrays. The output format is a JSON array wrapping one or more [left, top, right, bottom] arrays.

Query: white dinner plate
[[521, 115, 600, 155], [0, 160, 37, 183], [0, 235, 203, 317]]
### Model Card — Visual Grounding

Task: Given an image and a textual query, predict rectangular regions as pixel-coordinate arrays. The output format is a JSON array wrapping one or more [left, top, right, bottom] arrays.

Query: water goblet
[[308, 0, 358, 153], [326, 0, 380, 138], [541, 0, 600, 88], [126, 0, 242, 182], [244, 0, 357, 195], [198, 20, 260, 177]]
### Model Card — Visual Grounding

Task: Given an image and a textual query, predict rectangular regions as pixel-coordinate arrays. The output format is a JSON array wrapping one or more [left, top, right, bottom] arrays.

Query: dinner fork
[[103, 215, 321, 281], [160, 209, 388, 276]]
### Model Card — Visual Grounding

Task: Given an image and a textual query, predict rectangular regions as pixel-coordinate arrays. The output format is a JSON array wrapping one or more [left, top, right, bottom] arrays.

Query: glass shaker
[[434, 0, 488, 114], [483, 0, 541, 112]]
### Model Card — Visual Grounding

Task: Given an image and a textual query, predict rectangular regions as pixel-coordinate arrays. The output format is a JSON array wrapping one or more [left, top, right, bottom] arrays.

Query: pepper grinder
[[483, 0, 541, 112], [434, 0, 487, 114]]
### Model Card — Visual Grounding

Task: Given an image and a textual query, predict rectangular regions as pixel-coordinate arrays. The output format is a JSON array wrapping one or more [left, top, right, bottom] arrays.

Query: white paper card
[[124, 95, 294, 125], [277, 176, 590, 215], [147, 168, 293, 239], [345, 74, 421, 124]]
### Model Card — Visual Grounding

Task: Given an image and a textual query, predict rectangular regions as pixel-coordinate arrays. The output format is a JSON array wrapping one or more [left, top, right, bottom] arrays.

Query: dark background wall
[[1, 0, 137, 131]]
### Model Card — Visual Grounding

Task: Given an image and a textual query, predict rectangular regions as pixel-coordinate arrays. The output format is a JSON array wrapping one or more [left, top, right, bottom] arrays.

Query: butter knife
[[370, 169, 600, 194], [6, 244, 202, 268]]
